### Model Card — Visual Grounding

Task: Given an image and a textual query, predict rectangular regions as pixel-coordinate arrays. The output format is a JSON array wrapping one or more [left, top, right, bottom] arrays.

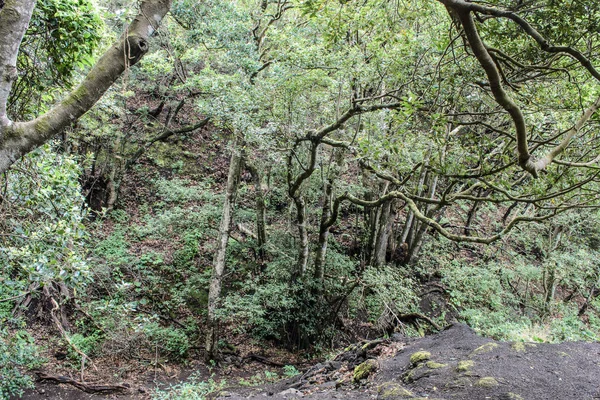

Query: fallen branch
[[37, 373, 129, 394], [244, 353, 286, 367]]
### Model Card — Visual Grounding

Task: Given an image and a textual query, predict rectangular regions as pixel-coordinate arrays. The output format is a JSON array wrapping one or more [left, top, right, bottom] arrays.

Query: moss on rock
[[426, 361, 447, 369], [353, 359, 378, 382], [456, 360, 474, 372], [504, 393, 524, 399], [410, 351, 431, 365], [511, 342, 526, 352], [377, 382, 414, 399], [475, 377, 499, 388], [471, 342, 499, 356]]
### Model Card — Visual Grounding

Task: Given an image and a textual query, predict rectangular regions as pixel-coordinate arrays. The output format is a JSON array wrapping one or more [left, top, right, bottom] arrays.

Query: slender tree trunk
[[0, 0, 36, 126], [314, 179, 333, 281], [372, 199, 397, 267], [292, 195, 309, 277], [247, 161, 267, 266], [205, 141, 243, 361]]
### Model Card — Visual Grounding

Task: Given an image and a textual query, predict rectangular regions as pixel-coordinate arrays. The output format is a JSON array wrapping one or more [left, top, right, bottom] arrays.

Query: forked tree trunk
[[205, 141, 243, 360]]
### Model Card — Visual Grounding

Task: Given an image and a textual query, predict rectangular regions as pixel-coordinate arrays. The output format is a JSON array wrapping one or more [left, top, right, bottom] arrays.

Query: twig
[[49, 297, 98, 373], [0, 290, 33, 303]]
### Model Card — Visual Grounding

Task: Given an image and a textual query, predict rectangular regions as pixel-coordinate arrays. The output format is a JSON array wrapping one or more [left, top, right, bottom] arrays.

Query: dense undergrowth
[[2, 139, 600, 399]]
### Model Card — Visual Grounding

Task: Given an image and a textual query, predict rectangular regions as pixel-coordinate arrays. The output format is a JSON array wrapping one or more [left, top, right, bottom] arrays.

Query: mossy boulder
[[511, 342, 526, 352], [475, 377, 499, 388], [353, 359, 378, 382], [503, 393, 524, 399], [410, 351, 431, 365]]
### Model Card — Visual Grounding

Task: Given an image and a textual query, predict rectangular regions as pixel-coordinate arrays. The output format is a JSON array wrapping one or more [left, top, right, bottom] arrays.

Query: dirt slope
[[219, 323, 600, 400]]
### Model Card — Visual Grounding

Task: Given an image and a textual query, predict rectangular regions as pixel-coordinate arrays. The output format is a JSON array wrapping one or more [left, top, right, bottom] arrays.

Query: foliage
[[11, 0, 104, 118], [152, 376, 224, 400], [143, 322, 191, 361], [0, 328, 43, 400], [0, 144, 90, 299], [426, 209, 600, 342]]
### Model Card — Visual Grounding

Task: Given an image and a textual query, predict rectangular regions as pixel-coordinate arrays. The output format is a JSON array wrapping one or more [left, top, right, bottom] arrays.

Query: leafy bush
[[0, 145, 90, 309], [0, 328, 43, 400], [143, 322, 191, 361]]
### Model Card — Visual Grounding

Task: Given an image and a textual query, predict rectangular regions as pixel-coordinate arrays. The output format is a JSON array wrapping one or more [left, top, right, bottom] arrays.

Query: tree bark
[[0, 0, 36, 126], [0, 0, 172, 173], [314, 178, 333, 281], [205, 141, 243, 360], [247, 161, 267, 265]]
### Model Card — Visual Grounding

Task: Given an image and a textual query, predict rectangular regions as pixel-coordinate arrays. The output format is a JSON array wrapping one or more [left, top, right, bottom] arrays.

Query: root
[[49, 296, 98, 380]]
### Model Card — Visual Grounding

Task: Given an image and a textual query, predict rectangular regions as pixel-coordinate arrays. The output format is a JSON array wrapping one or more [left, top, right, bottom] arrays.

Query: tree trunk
[[314, 178, 333, 281], [247, 161, 267, 266], [292, 195, 309, 277], [205, 141, 243, 361], [372, 199, 396, 267]]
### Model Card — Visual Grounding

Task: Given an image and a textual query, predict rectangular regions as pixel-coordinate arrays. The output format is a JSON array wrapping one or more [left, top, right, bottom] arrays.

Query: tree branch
[[0, 0, 172, 173]]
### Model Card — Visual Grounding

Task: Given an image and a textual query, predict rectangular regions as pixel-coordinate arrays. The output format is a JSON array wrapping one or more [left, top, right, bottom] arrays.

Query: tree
[[0, 0, 172, 173]]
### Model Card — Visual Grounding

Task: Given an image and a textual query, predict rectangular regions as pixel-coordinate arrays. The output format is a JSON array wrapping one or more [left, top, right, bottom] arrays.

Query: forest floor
[[17, 323, 600, 400]]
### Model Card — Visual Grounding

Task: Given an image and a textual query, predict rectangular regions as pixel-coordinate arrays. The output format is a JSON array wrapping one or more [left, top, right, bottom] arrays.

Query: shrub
[[0, 328, 43, 400]]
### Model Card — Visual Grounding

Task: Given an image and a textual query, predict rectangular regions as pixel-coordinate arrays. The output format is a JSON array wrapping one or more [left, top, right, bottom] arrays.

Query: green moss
[[34, 118, 52, 136], [61, 84, 89, 108], [475, 377, 499, 388], [447, 376, 472, 388], [403, 363, 422, 383], [470, 342, 498, 356], [456, 360, 474, 372], [410, 350, 431, 365], [511, 342, 526, 352], [377, 382, 414, 398], [426, 361, 447, 369], [353, 359, 378, 382]]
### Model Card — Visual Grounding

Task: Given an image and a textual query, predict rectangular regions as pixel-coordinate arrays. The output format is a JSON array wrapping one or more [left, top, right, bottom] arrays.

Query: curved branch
[[345, 191, 556, 244], [438, 0, 600, 82], [453, 8, 534, 174], [0, 0, 172, 173]]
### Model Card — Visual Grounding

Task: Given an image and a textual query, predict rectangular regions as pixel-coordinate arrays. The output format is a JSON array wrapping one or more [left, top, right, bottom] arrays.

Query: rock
[[426, 361, 446, 369], [456, 360, 474, 372], [353, 359, 379, 382], [511, 342, 526, 352], [500, 393, 524, 400], [278, 388, 304, 397], [470, 342, 498, 356], [409, 351, 431, 365], [377, 382, 414, 399]]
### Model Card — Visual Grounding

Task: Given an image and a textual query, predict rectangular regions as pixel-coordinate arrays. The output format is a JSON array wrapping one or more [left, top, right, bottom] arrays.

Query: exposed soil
[[19, 323, 600, 399], [215, 323, 600, 400]]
